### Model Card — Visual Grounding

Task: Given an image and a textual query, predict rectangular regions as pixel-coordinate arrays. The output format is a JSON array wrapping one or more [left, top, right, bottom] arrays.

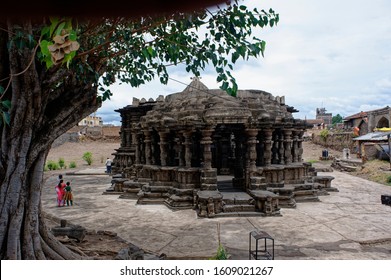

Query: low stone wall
[[312, 132, 355, 152], [52, 126, 120, 147], [102, 126, 120, 137], [52, 132, 80, 148]]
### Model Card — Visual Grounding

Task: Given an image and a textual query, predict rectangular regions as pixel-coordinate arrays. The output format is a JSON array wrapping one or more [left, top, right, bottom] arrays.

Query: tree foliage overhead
[[0, 0, 279, 259], [67, 4, 276, 97], [332, 114, 343, 125]]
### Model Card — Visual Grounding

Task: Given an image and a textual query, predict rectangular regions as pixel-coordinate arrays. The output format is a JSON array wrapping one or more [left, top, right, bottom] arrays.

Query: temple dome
[[140, 78, 296, 128]]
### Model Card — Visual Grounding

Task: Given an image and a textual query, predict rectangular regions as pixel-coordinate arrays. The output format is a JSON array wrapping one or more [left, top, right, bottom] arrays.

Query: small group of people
[[55, 174, 74, 207]]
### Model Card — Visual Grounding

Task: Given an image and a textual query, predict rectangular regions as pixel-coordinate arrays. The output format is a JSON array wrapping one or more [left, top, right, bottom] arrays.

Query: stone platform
[[42, 168, 391, 260]]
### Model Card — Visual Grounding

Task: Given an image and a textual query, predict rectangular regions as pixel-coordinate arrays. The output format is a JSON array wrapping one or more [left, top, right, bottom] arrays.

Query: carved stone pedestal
[[250, 190, 280, 216], [196, 190, 223, 218]]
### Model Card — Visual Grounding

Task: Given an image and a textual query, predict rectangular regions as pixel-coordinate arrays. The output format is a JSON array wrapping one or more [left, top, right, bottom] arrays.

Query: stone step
[[250, 177, 266, 184], [223, 204, 256, 212], [287, 183, 314, 191], [201, 177, 217, 184], [137, 198, 166, 204], [294, 190, 317, 196], [294, 196, 320, 203], [213, 212, 266, 217], [222, 192, 253, 205]]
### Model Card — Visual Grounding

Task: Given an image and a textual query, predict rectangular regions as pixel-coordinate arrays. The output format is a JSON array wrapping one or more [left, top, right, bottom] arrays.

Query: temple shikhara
[[109, 78, 336, 217]]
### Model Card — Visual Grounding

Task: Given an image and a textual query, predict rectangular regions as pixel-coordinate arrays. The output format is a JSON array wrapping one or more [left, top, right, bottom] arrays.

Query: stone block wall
[[312, 132, 355, 153], [102, 126, 120, 137]]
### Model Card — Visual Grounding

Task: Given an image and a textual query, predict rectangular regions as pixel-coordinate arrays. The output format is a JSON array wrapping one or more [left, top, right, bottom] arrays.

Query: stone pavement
[[42, 167, 391, 259]]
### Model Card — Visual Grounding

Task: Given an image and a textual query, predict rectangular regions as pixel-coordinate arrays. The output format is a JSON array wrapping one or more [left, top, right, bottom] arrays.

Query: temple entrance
[[216, 175, 240, 192], [212, 124, 247, 192]]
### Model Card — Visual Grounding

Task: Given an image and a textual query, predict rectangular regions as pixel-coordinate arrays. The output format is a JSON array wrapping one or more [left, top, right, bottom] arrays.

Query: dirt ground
[[44, 138, 390, 259], [46, 138, 120, 172]]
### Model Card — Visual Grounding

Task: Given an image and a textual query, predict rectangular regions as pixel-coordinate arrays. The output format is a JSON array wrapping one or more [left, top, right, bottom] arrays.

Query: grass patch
[[358, 160, 391, 186]]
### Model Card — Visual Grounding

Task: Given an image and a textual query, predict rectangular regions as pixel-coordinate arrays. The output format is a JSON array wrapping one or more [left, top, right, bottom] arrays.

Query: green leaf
[[260, 40, 266, 57], [1, 100, 11, 110], [220, 81, 229, 90], [63, 51, 76, 68], [49, 17, 59, 36], [69, 30, 77, 41], [40, 40, 51, 56], [2, 111, 10, 125], [55, 22, 66, 36], [232, 51, 240, 63], [41, 26, 50, 38]]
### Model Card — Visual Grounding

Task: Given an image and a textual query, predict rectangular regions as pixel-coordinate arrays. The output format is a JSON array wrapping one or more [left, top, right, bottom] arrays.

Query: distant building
[[343, 111, 368, 135], [316, 108, 332, 126], [78, 114, 103, 127], [305, 118, 324, 129], [343, 106, 391, 135]]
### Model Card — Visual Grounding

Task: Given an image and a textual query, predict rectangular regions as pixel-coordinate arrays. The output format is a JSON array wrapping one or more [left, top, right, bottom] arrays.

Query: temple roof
[[133, 78, 303, 129], [182, 77, 209, 93]]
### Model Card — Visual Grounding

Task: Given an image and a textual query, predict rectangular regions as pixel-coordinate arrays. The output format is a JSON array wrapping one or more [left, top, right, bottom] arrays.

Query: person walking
[[63, 181, 74, 206], [105, 157, 112, 174], [55, 179, 66, 207]]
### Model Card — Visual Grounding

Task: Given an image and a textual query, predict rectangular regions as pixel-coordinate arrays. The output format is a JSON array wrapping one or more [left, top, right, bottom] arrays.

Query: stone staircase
[[103, 173, 337, 218], [221, 192, 256, 213]]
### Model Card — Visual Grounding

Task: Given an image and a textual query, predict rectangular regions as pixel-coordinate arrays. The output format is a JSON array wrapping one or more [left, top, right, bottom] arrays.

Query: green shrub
[[58, 158, 65, 169], [82, 152, 93, 165], [387, 175, 391, 184], [46, 160, 59, 170], [69, 161, 77, 168], [320, 129, 329, 141], [209, 244, 228, 260]]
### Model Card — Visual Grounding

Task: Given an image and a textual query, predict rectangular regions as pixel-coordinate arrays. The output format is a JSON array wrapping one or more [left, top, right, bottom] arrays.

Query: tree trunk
[[0, 20, 99, 259]]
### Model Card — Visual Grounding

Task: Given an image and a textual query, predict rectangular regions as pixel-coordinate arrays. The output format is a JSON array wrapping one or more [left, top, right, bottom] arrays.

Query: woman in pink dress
[[55, 179, 66, 207]]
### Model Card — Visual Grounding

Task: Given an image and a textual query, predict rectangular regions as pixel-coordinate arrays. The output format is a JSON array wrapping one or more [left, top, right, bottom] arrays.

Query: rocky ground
[[44, 138, 391, 259]]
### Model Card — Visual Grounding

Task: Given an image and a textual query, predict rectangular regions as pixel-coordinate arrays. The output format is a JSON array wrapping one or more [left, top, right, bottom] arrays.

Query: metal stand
[[249, 230, 274, 260]]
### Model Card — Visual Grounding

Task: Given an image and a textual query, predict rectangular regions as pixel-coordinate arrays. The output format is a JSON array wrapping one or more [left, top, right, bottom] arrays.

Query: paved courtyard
[[42, 167, 391, 259]]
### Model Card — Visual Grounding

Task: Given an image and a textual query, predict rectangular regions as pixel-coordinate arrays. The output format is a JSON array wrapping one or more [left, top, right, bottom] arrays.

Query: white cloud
[[97, 0, 391, 125]]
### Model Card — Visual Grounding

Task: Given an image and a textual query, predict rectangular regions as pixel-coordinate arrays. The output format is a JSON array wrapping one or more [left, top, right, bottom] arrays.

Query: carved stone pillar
[[144, 130, 152, 165], [125, 129, 132, 147], [283, 129, 293, 164], [159, 131, 168, 166], [263, 129, 273, 166], [292, 130, 300, 163], [121, 114, 127, 147], [134, 133, 140, 164], [178, 136, 185, 167], [297, 130, 305, 162], [278, 132, 285, 165], [183, 131, 193, 168], [201, 128, 214, 169], [246, 128, 258, 173]]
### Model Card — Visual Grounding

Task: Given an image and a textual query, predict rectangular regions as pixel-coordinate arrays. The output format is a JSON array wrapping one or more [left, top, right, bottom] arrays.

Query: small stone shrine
[[108, 78, 336, 217]]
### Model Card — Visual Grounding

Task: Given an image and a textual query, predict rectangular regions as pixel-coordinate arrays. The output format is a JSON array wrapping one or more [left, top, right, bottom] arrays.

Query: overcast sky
[[96, 0, 391, 125]]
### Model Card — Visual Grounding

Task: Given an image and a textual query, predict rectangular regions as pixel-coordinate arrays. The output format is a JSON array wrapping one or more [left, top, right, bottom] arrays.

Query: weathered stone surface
[[51, 225, 86, 242], [109, 78, 336, 217]]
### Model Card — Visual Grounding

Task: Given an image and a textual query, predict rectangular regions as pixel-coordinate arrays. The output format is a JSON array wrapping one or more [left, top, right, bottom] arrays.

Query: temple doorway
[[211, 124, 247, 192]]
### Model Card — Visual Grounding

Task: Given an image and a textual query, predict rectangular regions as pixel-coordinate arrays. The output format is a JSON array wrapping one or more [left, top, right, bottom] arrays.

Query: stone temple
[[109, 77, 336, 217]]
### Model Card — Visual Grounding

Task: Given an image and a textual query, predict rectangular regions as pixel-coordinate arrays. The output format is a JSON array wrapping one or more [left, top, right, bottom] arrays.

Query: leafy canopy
[[40, 1, 278, 100], [1, 1, 279, 126]]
